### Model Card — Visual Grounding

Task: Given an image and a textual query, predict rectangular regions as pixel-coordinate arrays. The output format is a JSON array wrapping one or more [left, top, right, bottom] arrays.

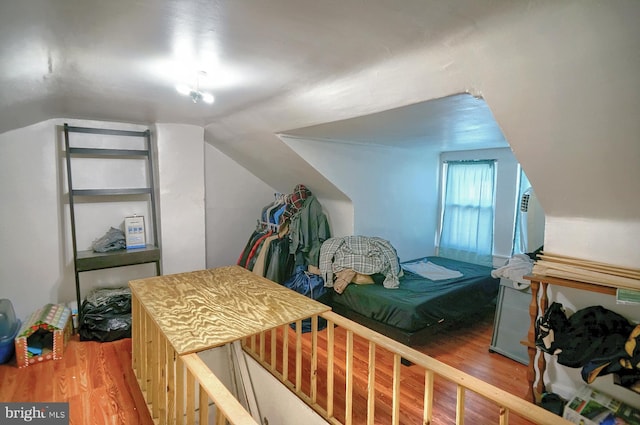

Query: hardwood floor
[[0, 307, 536, 425], [269, 307, 537, 425], [0, 336, 153, 425]]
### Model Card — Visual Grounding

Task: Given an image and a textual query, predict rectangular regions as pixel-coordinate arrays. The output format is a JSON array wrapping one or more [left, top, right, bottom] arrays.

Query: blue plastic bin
[[0, 299, 19, 364]]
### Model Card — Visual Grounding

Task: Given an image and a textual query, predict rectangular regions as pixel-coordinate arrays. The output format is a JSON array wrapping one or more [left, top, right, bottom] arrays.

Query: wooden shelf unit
[[523, 274, 617, 403], [64, 123, 161, 323]]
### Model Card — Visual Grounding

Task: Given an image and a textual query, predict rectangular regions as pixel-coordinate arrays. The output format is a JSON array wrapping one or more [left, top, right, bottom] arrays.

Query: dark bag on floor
[[284, 265, 326, 299], [283, 265, 327, 333], [79, 287, 132, 342]]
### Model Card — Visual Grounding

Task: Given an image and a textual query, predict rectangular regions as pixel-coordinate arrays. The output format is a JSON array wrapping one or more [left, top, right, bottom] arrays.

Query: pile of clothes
[[91, 227, 126, 252], [319, 235, 401, 293], [536, 302, 640, 393]]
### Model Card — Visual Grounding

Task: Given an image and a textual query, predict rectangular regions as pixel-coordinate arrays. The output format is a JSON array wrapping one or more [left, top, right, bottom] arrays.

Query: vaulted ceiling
[[0, 0, 514, 141], [1, 1, 639, 225]]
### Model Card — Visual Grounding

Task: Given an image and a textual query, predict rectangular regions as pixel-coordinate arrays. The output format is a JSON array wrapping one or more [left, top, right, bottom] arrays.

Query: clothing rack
[[255, 192, 286, 233], [274, 192, 285, 203], [257, 220, 279, 232]]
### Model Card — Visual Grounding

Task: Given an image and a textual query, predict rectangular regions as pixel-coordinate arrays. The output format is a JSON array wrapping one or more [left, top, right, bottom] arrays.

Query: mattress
[[330, 256, 499, 333]]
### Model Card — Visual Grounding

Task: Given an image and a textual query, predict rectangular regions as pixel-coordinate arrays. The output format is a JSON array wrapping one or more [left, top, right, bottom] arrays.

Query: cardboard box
[[14, 304, 72, 368], [563, 386, 640, 425], [124, 215, 146, 249]]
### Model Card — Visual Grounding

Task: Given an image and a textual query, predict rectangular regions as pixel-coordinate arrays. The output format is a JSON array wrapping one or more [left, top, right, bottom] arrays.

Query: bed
[[329, 256, 500, 346]]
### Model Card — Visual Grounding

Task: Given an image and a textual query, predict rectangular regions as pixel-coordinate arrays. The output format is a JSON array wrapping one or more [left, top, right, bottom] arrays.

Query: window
[[438, 160, 495, 266], [513, 168, 545, 255], [512, 167, 529, 255]]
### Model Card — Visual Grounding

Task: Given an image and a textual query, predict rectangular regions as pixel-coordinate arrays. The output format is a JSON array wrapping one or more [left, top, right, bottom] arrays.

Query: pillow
[[352, 273, 374, 284]]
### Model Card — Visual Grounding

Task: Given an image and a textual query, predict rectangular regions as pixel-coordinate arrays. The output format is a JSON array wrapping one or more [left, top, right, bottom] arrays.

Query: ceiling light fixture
[[176, 71, 214, 104]]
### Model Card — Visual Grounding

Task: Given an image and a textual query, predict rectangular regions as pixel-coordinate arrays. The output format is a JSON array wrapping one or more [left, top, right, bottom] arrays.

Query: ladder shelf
[[64, 123, 161, 326]]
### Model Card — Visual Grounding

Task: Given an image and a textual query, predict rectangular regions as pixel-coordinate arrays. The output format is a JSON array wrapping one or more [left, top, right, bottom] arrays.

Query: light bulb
[[201, 92, 214, 104], [176, 84, 191, 95]]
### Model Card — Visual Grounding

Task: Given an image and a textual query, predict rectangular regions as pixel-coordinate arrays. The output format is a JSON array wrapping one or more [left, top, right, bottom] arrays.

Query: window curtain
[[438, 160, 495, 266]]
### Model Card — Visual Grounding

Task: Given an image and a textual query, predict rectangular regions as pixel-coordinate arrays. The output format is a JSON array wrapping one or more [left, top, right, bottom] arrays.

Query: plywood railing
[[129, 266, 571, 425], [132, 293, 260, 425]]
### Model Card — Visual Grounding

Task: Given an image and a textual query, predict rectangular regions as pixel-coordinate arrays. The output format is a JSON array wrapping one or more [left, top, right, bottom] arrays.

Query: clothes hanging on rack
[[279, 184, 311, 225], [288, 194, 331, 268], [264, 237, 294, 284], [237, 185, 331, 286], [245, 231, 273, 269], [237, 229, 265, 267], [251, 234, 279, 277], [237, 194, 289, 281], [262, 192, 285, 227]]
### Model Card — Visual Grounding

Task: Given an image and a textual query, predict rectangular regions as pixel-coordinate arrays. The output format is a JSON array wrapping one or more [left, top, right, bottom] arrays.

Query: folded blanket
[[401, 261, 463, 280]]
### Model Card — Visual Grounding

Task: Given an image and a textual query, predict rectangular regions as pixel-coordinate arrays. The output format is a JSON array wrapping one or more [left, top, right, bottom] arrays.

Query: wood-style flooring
[[0, 307, 534, 425], [270, 307, 536, 425], [0, 336, 154, 425]]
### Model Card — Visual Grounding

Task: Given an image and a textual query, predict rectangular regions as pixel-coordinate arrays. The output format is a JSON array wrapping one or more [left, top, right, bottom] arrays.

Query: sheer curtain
[[438, 160, 495, 266]]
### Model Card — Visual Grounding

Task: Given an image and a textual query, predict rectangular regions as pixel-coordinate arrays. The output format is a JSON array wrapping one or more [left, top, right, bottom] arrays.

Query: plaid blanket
[[319, 236, 400, 289]]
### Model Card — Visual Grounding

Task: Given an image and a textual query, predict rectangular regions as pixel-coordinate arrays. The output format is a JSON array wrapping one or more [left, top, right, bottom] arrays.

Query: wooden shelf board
[[525, 274, 618, 295], [76, 245, 160, 272]]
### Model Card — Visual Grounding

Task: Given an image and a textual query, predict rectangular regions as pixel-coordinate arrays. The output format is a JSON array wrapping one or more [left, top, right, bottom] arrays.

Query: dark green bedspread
[[331, 256, 499, 332]]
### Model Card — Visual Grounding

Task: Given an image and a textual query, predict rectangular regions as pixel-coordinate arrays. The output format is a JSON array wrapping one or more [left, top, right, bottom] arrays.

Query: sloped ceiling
[[282, 94, 508, 151], [1, 0, 639, 223], [0, 0, 514, 133]]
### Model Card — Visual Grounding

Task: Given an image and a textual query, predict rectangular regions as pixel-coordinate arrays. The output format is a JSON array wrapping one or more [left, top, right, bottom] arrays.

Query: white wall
[[204, 143, 277, 268], [544, 218, 640, 270], [195, 345, 328, 425], [243, 354, 328, 425], [281, 137, 520, 263], [0, 120, 63, 320], [155, 123, 206, 275], [0, 119, 207, 321], [281, 135, 439, 261]]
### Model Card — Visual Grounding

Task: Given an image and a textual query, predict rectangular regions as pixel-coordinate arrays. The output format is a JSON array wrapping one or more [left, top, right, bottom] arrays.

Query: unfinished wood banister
[[130, 266, 330, 425], [243, 309, 571, 425], [392, 353, 401, 425], [326, 321, 335, 419], [131, 266, 570, 425], [181, 353, 259, 425], [424, 369, 434, 424], [296, 320, 303, 392], [524, 274, 618, 404], [321, 311, 570, 425], [311, 315, 319, 404], [367, 340, 376, 425]]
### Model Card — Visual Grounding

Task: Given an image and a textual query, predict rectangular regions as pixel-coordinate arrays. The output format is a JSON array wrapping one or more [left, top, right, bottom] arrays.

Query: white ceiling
[[282, 93, 508, 150], [0, 0, 515, 148], [2, 1, 639, 226]]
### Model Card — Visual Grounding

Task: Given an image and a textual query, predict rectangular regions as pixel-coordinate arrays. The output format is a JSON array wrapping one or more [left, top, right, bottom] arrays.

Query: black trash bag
[[79, 287, 132, 342]]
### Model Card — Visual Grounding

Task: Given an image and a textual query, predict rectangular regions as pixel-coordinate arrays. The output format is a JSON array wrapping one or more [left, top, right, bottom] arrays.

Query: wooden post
[[526, 279, 540, 403]]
